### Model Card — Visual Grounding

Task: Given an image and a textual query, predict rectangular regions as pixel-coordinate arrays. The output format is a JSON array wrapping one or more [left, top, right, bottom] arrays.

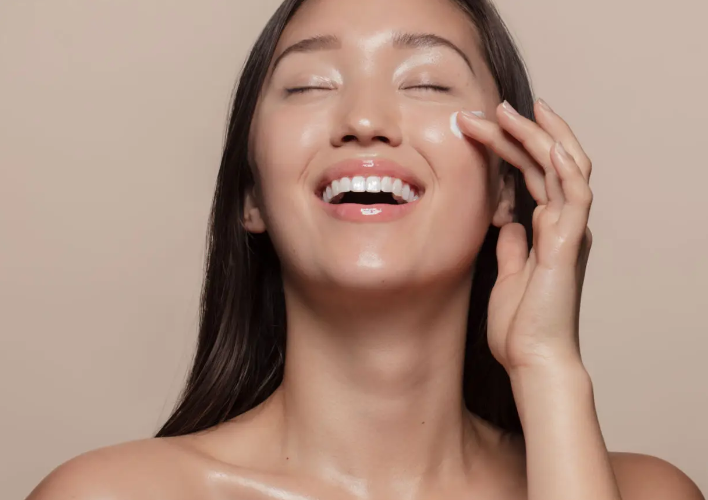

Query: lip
[[314, 157, 425, 223], [315, 157, 426, 196], [317, 199, 420, 223]]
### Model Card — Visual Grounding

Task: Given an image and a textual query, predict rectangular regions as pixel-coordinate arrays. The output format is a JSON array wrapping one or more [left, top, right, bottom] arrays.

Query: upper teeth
[[322, 176, 420, 204]]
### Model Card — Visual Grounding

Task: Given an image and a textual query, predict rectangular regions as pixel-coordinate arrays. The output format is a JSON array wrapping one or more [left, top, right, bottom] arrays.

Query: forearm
[[510, 359, 622, 500]]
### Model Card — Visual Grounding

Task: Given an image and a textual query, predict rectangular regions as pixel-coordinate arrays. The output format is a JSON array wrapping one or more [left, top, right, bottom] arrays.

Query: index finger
[[456, 111, 549, 205]]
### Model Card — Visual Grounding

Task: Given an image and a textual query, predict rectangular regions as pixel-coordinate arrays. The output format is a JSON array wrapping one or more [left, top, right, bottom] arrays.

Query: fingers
[[457, 111, 549, 205], [494, 100, 592, 183], [496, 222, 529, 281], [534, 99, 592, 181], [495, 102, 566, 210], [458, 99, 594, 252], [551, 142, 593, 240], [458, 97, 593, 210]]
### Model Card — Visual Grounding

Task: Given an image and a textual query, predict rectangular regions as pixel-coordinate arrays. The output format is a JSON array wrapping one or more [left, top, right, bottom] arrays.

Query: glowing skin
[[22, 0, 513, 499], [246, 7, 506, 292], [235, 0, 517, 496], [26, 0, 518, 498], [25, 0, 702, 499]]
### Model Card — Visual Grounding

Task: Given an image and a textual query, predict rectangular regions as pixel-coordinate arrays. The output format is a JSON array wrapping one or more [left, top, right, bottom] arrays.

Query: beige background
[[1, 0, 706, 497]]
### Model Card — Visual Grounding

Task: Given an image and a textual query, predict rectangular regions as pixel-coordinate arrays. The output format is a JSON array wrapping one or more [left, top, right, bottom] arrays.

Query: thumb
[[496, 223, 528, 281]]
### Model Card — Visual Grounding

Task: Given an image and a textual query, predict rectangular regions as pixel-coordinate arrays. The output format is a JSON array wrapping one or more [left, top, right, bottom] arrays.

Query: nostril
[[340, 135, 391, 144]]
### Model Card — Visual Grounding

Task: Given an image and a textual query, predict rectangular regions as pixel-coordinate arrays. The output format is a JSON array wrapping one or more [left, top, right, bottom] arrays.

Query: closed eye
[[285, 86, 332, 95], [407, 84, 452, 92], [286, 84, 452, 95]]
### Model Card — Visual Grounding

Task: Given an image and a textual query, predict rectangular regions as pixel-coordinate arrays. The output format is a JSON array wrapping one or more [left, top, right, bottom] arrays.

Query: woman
[[28, 0, 703, 498]]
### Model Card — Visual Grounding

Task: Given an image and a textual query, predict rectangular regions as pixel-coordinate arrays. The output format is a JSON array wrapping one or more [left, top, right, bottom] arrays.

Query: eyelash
[[410, 84, 452, 93], [285, 87, 326, 95], [285, 84, 452, 95]]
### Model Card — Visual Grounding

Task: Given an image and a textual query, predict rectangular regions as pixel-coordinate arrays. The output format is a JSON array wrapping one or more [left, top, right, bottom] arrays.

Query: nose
[[331, 86, 403, 148]]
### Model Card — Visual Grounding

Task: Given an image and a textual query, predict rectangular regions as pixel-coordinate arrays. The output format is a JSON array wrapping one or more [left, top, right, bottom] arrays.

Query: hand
[[457, 100, 593, 373]]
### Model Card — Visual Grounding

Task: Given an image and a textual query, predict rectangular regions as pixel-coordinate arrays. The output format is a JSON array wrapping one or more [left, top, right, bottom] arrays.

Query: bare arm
[[510, 360, 704, 500], [458, 100, 703, 500]]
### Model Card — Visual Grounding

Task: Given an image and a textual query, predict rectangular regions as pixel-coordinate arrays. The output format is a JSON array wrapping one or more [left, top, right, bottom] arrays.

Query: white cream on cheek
[[421, 109, 486, 144], [450, 111, 485, 139]]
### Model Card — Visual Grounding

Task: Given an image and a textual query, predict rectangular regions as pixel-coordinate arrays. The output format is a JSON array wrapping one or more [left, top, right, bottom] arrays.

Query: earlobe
[[491, 171, 516, 228], [242, 187, 267, 234], [491, 198, 515, 227]]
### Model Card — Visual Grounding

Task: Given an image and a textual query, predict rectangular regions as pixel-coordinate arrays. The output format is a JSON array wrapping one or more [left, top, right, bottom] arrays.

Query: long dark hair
[[156, 0, 536, 439]]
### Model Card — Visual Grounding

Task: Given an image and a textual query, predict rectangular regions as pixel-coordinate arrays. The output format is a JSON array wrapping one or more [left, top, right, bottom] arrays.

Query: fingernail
[[537, 98, 553, 112], [461, 110, 486, 119], [502, 100, 519, 115]]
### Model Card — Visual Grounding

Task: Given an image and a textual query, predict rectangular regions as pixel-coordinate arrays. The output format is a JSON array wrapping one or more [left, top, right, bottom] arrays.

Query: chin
[[279, 229, 483, 297], [313, 254, 451, 294]]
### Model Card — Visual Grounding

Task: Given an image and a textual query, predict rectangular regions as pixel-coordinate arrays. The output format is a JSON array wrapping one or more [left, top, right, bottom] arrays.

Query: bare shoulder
[[610, 452, 704, 500], [26, 438, 200, 500]]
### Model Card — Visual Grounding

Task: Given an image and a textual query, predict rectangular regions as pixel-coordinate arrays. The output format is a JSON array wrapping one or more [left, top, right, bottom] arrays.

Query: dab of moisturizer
[[450, 111, 485, 139]]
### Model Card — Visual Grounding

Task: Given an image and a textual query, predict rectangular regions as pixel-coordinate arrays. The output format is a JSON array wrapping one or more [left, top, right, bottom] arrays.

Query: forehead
[[276, 0, 480, 56]]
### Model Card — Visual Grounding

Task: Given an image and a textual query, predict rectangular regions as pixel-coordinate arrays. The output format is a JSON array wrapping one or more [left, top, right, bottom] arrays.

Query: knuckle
[[583, 158, 593, 172], [579, 187, 594, 205]]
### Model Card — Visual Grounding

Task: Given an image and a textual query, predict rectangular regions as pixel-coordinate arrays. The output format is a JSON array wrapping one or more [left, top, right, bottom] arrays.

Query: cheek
[[251, 106, 330, 220], [405, 106, 492, 191], [248, 107, 333, 261], [252, 106, 330, 183], [405, 107, 496, 249]]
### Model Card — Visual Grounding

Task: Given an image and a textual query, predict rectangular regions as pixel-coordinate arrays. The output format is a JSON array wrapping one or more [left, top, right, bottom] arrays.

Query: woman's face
[[247, 0, 512, 291]]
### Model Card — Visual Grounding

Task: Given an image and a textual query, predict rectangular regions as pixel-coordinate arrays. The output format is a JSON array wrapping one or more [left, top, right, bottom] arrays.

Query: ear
[[491, 166, 516, 228], [242, 186, 267, 234]]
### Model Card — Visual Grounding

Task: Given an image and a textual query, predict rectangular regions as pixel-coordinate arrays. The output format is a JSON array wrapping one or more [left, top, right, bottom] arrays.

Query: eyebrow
[[270, 32, 476, 76]]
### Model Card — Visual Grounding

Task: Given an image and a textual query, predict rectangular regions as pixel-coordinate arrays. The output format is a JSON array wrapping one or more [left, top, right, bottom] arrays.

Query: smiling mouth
[[319, 175, 422, 205]]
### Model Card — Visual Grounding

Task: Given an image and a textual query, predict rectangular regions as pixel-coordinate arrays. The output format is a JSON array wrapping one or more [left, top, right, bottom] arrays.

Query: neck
[[268, 276, 486, 496]]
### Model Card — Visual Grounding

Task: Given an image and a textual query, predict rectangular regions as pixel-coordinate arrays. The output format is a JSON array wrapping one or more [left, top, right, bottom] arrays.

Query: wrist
[[509, 357, 590, 387], [508, 357, 593, 417], [507, 348, 587, 382]]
